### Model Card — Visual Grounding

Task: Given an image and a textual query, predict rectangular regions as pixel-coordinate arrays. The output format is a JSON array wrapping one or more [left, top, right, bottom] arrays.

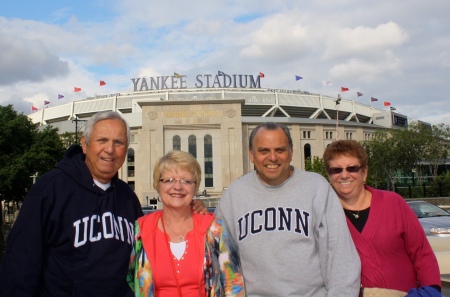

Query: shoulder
[[26, 168, 69, 198], [368, 186, 410, 209], [224, 171, 255, 193], [193, 213, 215, 231], [368, 186, 403, 201], [294, 169, 328, 182], [138, 211, 161, 229]]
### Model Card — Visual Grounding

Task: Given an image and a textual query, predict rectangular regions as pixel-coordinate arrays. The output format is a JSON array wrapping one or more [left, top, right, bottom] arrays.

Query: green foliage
[[0, 105, 65, 202], [361, 121, 450, 191], [304, 156, 327, 179], [60, 131, 81, 148], [427, 172, 450, 197]]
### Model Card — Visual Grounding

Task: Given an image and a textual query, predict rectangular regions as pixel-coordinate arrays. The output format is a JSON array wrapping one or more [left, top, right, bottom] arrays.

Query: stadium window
[[188, 135, 197, 158], [127, 148, 135, 177], [173, 135, 181, 150], [204, 134, 213, 187], [303, 144, 311, 167]]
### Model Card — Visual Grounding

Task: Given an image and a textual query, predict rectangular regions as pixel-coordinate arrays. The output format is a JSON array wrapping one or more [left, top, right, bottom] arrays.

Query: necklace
[[163, 217, 189, 243], [345, 209, 360, 219]]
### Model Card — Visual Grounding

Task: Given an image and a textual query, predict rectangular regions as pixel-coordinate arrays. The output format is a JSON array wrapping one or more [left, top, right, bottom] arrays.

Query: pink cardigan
[[347, 186, 441, 292]]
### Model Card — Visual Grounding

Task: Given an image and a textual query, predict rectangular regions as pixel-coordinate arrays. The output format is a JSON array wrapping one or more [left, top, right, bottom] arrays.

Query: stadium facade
[[28, 73, 411, 206]]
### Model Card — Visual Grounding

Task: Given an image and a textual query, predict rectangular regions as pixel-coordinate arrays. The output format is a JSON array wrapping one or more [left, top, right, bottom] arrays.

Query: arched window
[[127, 148, 135, 177], [188, 135, 197, 158], [173, 135, 181, 150], [303, 144, 311, 167], [204, 134, 213, 187]]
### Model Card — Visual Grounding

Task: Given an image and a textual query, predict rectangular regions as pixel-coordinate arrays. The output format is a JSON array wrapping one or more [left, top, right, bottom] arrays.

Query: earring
[[157, 196, 161, 202]]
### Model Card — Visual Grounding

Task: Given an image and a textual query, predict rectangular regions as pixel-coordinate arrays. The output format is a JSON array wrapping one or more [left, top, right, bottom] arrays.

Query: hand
[[191, 199, 207, 214]]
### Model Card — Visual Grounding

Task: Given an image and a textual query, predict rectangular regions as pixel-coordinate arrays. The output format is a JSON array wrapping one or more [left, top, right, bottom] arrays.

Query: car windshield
[[408, 201, 450, 218]]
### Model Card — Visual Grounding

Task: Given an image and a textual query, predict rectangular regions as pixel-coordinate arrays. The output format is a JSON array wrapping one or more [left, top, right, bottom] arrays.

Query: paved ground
[[442, 281, 450, 296]]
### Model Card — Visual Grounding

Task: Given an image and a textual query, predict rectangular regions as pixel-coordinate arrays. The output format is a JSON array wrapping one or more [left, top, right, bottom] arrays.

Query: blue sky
[[1, 0, 450, 125]]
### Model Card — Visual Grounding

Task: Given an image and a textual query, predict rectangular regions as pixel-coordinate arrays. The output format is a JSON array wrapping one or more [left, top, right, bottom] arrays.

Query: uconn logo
[[238, 207, 310, 241], [73, 212, 134, 248]]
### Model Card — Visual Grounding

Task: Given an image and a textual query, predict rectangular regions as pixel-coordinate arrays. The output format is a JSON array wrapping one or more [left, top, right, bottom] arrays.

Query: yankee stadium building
[[28, 72, 411, 206]]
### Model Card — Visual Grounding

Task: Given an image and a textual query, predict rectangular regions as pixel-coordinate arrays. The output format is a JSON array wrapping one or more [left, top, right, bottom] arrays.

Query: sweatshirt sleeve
[[0, 179, 51, 297], [318, 184, 361, 296]]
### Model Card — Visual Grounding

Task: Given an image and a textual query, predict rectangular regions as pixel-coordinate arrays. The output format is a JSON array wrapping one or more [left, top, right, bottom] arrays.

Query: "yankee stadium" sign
[[131, 71, 263, 91]]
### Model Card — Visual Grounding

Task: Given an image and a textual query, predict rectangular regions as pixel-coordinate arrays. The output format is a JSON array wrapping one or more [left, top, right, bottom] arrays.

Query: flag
[[100, 80, 106, 86], [259, 72, 265, 78], [58, 94, 64, 99], [384, 101, 391, 106], [173, 73, 181, 78], [341, 87, 349, 92], [295, 75, 303, 81], [371, 97, 378, 102], [323, 81, 332, 86], [218, 71, 225, 76], [44, 100, 50, 105], [32, 106, 38, 112], [74, 87, 82, 92], [357, 92, 363, 97]]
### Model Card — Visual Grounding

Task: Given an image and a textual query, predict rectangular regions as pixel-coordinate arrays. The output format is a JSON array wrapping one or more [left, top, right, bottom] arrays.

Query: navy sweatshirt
[[0, 145, 143, 297]]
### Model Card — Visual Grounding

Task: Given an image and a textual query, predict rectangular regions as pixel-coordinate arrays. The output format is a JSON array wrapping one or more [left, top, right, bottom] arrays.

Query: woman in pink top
[[323, 140, 441, 297], [127, 150, 245, 297]]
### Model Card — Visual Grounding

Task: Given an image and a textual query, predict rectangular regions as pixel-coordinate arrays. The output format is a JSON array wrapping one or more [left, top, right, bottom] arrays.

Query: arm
[[0, 182, 49, 297], [191, 199, 207, 214], [319, 185, 361, 296], [206, 218, 245, 297]]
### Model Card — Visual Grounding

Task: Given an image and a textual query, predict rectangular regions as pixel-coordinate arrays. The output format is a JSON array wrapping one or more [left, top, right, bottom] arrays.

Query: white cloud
[[323, 22, 408, 60]]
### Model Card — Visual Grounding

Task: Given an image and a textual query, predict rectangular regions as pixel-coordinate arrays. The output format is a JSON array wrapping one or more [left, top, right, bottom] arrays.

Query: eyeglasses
[[327, 166, 363, 175], [159, 177, 196, 186]]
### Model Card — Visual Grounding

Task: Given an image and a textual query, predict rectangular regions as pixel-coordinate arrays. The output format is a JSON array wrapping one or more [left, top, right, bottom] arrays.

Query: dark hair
[[249, 122, 293, 150], [83, 111, 130, 147], [323, 140, 368, 169]]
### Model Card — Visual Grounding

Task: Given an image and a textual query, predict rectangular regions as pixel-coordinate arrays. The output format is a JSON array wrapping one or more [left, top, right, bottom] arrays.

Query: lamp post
[[146, 196, 149, 206], [30, 172, 38, 184]]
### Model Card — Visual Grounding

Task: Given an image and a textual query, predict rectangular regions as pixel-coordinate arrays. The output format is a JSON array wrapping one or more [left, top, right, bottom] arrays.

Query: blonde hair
[[153, 150, 202, 194]]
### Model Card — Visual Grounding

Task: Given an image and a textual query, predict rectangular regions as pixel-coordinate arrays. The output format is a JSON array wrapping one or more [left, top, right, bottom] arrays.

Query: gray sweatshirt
[[215, 168, 361, 297]]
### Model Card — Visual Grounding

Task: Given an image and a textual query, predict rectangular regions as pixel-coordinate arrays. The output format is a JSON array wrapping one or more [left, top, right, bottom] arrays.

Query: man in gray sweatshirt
[[215, 122, 361, 296]]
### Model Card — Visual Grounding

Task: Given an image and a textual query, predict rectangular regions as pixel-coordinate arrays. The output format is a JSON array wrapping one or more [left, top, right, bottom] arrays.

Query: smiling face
[[81, 118, 128, 183], [249, 127, 293, 186], [327, 155, 368, 202], [157, 168, 196, 210]]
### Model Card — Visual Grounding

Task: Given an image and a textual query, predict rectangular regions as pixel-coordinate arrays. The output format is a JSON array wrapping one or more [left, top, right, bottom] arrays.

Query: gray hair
[[249, 122, 293, 150], [83, 111, 130, 147]]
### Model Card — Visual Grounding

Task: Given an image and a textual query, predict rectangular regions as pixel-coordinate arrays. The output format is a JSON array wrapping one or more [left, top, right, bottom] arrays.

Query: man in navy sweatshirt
[[0, 111, 143, 297]]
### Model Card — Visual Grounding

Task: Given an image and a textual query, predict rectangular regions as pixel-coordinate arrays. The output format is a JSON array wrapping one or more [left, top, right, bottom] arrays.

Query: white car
[[407, 200, 450, 274]]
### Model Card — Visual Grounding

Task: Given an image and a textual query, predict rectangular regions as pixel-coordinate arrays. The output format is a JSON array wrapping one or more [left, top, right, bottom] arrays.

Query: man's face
[[249, 127, 293, 186], [81, 119, 128, 183]]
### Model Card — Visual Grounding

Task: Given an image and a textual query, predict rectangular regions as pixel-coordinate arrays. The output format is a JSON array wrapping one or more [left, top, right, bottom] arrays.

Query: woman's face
[[327, 155, 367, 201], [157, 168, 196, 210]]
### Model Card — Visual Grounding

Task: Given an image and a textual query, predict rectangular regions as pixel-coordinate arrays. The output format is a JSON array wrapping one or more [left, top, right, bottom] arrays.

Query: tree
[[0, 105, 65, 261], [363, 130, 405, 190], [304, 156, 327, 178], [423, 123, 450, 179], [60, 131, 81, 148]]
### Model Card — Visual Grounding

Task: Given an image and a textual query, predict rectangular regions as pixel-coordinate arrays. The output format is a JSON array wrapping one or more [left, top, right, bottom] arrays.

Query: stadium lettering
[[131, 73, 262, 91]]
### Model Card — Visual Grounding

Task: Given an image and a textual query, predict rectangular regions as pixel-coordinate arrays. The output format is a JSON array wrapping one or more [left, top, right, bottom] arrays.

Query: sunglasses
[[327, 166, 363, 175]]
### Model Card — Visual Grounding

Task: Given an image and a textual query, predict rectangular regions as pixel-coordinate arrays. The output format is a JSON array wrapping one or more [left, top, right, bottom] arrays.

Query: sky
[[1, 0, 450, 125]]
